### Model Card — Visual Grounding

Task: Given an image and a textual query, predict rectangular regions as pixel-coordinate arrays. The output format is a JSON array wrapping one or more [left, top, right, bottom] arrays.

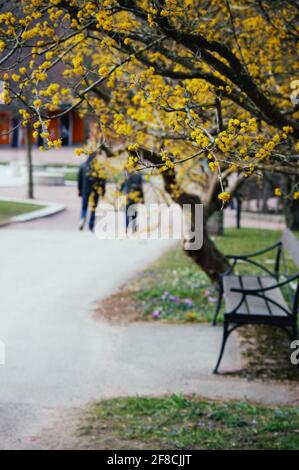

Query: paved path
[[0, 185, 297, 450], [225, 208, 285, 230], [0, 227, 179, 449], [0, 147, 82, 166]]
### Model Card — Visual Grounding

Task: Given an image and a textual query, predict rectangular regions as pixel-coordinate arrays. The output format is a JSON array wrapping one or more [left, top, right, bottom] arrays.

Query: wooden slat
[[223, 276, 246, 314], [238, 276, 270, 315], [259, 277, 290, 316], [223, 275, 289, 317], [243, 276, 272, 315], [282, 229, 299, 269]]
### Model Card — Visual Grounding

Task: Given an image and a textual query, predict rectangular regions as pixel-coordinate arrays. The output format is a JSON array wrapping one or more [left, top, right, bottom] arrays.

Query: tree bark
[[175, 186, 230, 284], [207, 210, 224, 236], [284, 175, 299, 230], [184, 224, 230, 284], [285, 201, 299, 230]]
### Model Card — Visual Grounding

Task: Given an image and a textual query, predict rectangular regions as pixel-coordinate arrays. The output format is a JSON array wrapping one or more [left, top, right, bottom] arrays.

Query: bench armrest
[[225, 241, 281, 260], [224, 242, 282, 278], [230, 273, 299, 295]]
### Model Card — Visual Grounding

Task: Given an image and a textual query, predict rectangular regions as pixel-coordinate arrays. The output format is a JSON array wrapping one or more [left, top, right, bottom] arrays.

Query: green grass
[[61, 169, 123, 183], [64, 171, 78, 182], [134, 227, 298, 323], [44, 163, 78, 169], [80, 395, 299, 450], [42, 165, 78, 182], [0, 200, 45, 224]]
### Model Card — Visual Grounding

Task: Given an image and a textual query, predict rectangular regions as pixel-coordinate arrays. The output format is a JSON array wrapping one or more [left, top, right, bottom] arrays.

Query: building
[[0, 104, 87, 148]]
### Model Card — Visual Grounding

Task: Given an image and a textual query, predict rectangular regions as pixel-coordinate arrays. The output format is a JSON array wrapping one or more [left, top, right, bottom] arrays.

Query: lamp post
[[26, 124, 34, 199]]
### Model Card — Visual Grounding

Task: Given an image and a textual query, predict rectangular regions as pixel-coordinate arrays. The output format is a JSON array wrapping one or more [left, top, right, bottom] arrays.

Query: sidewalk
[[0, 147, 83, 166], [225, 208, 286, 230]]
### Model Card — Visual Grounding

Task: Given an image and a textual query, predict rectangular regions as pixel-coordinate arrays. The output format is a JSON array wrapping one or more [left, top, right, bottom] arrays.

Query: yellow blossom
[[98, 66, 109, 76], [218, 192, 231, 202], [33, 99, 42, 108], [209, 161, 219, 172]]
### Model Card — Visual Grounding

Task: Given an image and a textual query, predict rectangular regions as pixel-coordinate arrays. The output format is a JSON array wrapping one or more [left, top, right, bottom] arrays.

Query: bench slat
[[223, 275, 290, 317], [259, 277, 290, 316]]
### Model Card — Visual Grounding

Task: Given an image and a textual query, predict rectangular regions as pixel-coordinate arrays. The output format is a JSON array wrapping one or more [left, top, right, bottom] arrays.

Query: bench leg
[[212, 283, 223, 326], [213, 321, 229, 374]]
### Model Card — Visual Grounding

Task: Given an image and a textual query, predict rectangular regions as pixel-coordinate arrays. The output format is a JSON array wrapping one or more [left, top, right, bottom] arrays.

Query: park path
[[0, 185, 297, 450]]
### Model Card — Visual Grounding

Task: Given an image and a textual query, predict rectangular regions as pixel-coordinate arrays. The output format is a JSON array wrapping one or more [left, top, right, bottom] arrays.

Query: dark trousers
[[125, 203, 138, 232], [81, 190, 99, 231]]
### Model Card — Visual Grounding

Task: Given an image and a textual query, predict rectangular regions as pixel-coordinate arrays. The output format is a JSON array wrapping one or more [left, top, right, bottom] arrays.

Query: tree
[[0, 0, 298, 282]]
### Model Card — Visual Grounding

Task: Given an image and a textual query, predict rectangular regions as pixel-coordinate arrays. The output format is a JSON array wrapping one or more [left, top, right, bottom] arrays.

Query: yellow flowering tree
[[0, 0, 298, 281]]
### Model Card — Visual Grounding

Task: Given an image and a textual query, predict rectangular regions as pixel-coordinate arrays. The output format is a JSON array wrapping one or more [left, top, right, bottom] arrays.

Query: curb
[[0, 197, 65, 224], [0, 220, 11, 228]]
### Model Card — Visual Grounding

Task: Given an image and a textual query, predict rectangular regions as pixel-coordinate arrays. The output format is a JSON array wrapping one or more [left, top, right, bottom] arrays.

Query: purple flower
[[208, 296, 217, 303], [204, 289, 212, 297], [184, 298, 194, 308], [169, 295, 180, 304], [152, 309, 161, 319], [162, 291, 169, 300]]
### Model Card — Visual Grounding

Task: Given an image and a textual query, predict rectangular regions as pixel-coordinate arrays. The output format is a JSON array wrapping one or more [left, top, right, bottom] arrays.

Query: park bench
[[213, 229, 299, 374]]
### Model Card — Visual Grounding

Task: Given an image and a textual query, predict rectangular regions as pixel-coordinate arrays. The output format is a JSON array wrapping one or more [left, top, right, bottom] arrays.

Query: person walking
[[78, 153, 106, 232], [120, 172, 144, 232]]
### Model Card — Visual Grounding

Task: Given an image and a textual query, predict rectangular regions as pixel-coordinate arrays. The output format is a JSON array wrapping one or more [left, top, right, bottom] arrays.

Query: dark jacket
[[78, 155, 106, 197], [120, 173, 144, 205]]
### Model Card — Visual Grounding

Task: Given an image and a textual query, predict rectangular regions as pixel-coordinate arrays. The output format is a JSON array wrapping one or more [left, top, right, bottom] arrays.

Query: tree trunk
[[184, 225, 230, 284], [236, 196, 242, 229], [174, 185, 229, 285], [206, 210, 224, 236], [26, 124, 34, 199], [285, 199, 299, 230], [284, 175, 299, 230]]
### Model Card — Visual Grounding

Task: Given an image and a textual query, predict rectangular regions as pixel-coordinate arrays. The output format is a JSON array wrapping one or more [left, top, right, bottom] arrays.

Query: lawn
[[0, 200, 45, 224], [79, 395, 299, 450], [42, 165, 78, 183], [64, 171, 78, 182]]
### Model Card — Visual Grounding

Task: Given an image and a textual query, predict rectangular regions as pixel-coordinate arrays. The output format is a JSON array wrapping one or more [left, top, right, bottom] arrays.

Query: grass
[[42, 165, 78, 182], [80, 395, 299, 450], [0, 200, 45, 224], [64, 171, 78, 182]]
